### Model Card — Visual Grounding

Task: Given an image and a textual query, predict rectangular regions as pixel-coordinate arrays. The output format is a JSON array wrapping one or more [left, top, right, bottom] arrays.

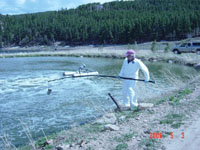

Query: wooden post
[[108, 93, 121, 112]]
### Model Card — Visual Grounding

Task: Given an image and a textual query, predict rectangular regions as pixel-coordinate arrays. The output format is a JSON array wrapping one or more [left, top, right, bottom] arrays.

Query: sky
[[0, 0, 114, 15]]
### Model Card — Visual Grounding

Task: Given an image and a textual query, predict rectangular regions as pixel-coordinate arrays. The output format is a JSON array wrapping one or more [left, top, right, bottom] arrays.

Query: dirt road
[[164, 110, 200, 150]]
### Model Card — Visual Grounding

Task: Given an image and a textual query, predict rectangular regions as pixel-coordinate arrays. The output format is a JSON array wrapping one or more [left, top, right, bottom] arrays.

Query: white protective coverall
[[119, 58, 150, 107]]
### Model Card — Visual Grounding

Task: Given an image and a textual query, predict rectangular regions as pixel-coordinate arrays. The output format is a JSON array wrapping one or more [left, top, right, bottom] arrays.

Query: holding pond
[[0, 56, 198, 148]]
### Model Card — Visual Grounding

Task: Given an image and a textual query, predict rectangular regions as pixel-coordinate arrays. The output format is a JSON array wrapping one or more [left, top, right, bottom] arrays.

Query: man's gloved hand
[[117, 75, 121, 79]]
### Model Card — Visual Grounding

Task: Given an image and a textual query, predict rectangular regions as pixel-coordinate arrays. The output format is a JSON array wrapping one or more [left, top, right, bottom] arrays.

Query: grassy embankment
[[14, 73, 200, 150], [17, 81, 200, 150], [1, 41, 200, 68]]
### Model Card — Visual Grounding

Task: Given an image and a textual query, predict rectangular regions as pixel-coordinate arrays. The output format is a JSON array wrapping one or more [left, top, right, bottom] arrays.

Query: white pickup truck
[[171, 41, 200, 54]]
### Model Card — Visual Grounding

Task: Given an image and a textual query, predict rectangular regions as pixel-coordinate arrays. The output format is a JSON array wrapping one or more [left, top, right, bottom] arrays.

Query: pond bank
[[17, 75, 200, 150], [0, 44, 200, 70]]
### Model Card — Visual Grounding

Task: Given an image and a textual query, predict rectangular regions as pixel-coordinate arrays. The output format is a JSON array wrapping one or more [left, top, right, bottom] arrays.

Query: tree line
[[0, 0, 200, 47]]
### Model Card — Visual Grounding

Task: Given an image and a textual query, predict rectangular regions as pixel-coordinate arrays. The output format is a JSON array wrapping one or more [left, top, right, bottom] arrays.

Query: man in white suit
[[118, 49, 150, 108]]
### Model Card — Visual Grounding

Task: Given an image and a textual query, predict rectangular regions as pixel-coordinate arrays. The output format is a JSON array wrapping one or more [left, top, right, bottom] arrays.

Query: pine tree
[[0, 36, 2, 48], [43, 35, 49, 44], [0, 0, 200, 46], [164, 43, 170, 53], [151, 40, 157, 52]]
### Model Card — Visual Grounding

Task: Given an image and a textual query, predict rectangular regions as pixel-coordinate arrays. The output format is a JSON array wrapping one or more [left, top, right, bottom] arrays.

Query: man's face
[[127, 55, 134, 61]]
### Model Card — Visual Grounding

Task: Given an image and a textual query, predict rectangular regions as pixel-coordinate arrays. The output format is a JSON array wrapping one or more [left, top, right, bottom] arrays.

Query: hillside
[[0, 0, 200, 47]]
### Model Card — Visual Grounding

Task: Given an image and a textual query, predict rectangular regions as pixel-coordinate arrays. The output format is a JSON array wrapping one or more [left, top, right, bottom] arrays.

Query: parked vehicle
[[171, 41, 200, 54]]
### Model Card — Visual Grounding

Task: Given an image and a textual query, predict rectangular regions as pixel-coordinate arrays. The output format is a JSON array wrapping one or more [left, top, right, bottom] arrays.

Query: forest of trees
[[0, 0, 200, 47]]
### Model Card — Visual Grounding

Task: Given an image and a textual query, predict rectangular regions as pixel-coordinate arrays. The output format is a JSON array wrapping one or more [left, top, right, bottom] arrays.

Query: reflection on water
[[0, 56, 198, 147]]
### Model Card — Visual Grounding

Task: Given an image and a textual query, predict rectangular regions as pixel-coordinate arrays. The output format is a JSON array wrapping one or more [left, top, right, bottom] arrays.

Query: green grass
[[155, 97, 168, 105], [35, 132, 58, 148], [115, 143, 128, 150], [145, 139, 157, 147], [125, 111, 141, 119], [116, 108, 143, 121], [87, 124, 105, 133], [160, 113, 185, 129], [162, 131, 171, 138], [171, 122, 184, 129], [169, 89, 193, 104], [20, 134, 56, 150], [169, 96, 175, 102], [182, 89, 193, 95], [18, 145, 32, 150], [87, 147, 93, 150], [114, 137, 124, 143], [45, 145, 54, 150], [177, 89, 193, 98], [47, 133, 57, 140], [148, 110, 155, 114], [155, 89, 193, 106], [35, 138, 55, 149], [34, 123, 102, 149], [139, 139, 158, 149], [161, 114, 184, 122], [65, 138, 73, 145], [160, 119, 174, 124], [114, 132, 134, 150], [124, 132, 134, 141], [154, 89, 193, 106], [35, 137, 47, 147], [64, 133, 86, 145], [114, 132, 135, 143]]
